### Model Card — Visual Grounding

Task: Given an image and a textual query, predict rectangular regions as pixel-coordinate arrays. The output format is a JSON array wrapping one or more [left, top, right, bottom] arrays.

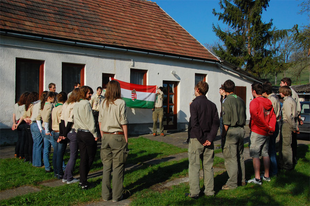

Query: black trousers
[[24, 125, 33, 162], [77, 131, 97, 186], [15, 121, 27, 157]]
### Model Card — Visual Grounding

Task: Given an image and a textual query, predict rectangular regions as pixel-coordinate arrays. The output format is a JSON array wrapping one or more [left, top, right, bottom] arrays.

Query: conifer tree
[[212, 0, 276, 77]]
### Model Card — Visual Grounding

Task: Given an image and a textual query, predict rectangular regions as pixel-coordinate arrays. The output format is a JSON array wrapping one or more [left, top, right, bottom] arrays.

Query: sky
[[154, 0, 309, 46]]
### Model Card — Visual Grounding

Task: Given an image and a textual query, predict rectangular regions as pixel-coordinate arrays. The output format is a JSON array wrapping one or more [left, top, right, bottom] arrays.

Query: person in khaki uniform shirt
[[99, 80, 128, 202], [59, 88, 80, 184], [221, 80, 246, 190], [89, 86, 104, 138], [73, 86, 98, 189], [36, 92, 56, 172], [152, 87, 164, 136], [279, 86, 298, 170], [51, 92, 67, 179]]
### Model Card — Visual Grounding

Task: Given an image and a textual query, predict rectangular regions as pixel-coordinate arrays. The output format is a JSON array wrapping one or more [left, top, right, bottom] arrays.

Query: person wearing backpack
[[248, 82, 276, 185]]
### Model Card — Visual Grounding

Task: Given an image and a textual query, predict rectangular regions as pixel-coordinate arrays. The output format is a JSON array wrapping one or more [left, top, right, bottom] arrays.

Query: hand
[[11, 124, 16, 131], [152, 108, 154, 111], [94, 137, 98, 141], [203, 140, 211, 146], [46, 132, 51, 136]]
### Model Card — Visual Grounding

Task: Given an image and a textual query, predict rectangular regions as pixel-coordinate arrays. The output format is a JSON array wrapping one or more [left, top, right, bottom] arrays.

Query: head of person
[[48, 83, 56, 92], [40, 91, 55, 109], [223, 79, 235, 94], [280, 77, 291, 87], [25, 92, 39, 110], [79, 86, 93, 100], [104, 80, 121, 107], [17, 91, 30, 106], [67, 88, 80, 103], [57, 92, 67, 103], [96, 86, 102, 96], [251, 82, 263, 98], [74, 82, 80, 89], [219, 85, 225, 96], [262, 81, 273, 97], [194, 81, 209, 96], [279, 86, 292, 98], [39, 91, 48, 109]]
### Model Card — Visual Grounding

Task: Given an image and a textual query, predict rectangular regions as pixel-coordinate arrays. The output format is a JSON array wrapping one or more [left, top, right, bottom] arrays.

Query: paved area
[[0, 126, 309, 205]]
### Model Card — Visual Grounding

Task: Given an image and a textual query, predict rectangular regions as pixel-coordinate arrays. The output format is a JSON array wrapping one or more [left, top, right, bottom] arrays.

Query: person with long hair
[[37, 92, 56, 172], [16, 92, 40, 163], [99, 80, 128, 202], [59, 88, 80, 184], [51, 92, 67, 179], [73, 86, 98, 189], [12, 92, 30, 159]]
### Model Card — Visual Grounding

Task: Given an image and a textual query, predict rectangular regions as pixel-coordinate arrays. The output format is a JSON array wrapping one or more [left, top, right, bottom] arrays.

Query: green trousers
[[279, 122, 293, 170], [152, 108, 164, 134], [222, 127, 245, 188], [100, 134, 128, 201], [188, 138, 214, 196]]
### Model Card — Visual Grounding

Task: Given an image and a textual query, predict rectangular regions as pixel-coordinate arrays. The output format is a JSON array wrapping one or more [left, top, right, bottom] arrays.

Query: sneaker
[[81, 185, 88, 190], [152, 133, 156, 136], [248, 178, 262, 185], [112, 195, 123, 203], [67, 178, 79, 184], [262, 176, 271, 182], [185, 193, 199, 199], [62, 179, 67, 183], [160, 133, 165, 136]]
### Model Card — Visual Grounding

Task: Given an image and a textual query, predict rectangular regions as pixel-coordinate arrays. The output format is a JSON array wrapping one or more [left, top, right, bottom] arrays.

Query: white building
[[0, 0, 260, 143]]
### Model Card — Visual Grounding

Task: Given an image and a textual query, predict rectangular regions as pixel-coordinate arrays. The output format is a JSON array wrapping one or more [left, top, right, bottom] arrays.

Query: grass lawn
[[0, 138, 309, 206]]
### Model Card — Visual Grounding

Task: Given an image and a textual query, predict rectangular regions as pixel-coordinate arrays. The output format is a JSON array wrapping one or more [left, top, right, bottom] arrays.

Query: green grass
[[0, 139, 309, 206]]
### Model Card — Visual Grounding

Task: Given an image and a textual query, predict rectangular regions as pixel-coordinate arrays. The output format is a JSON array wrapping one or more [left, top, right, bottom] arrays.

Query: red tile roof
[[0, 0, 219, 61]]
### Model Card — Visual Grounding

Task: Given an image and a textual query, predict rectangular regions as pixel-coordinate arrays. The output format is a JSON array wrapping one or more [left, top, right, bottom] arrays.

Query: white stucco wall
[[0, 36, 254, 129]]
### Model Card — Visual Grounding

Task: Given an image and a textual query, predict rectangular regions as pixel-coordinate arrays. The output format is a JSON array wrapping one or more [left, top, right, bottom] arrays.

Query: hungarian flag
[[112, 78, 157, 109]]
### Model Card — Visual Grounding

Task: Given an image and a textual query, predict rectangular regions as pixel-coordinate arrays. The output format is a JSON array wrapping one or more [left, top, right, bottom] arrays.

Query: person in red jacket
[[248, 82, 276, 185]]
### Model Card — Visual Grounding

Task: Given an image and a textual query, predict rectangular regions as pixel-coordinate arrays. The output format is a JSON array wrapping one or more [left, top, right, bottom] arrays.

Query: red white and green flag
[[112, 78, 156, 109]]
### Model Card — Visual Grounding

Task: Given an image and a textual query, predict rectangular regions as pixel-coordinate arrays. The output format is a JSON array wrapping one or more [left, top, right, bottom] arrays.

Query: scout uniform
[[99, 98, 128, 201], [222, 93, 246, 189], [152, 89, 164, 135], [89, 93, 104, 137], [280, 96, 297, 170]]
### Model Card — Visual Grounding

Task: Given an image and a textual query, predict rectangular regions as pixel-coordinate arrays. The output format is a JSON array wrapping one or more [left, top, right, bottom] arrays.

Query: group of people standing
[[186, 77, 301, 198], [12, 80, 128, 202]]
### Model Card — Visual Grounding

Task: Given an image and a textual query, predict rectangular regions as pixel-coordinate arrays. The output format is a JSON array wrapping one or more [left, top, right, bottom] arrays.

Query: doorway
[[162, 81, 178, 130]]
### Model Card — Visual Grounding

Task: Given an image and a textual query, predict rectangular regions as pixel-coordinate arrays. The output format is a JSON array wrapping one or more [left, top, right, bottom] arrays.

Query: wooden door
[[162, 81, 178, 130]]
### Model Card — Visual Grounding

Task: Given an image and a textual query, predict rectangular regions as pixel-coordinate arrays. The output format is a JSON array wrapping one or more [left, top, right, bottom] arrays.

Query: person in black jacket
[[186, 81, 219, 199]]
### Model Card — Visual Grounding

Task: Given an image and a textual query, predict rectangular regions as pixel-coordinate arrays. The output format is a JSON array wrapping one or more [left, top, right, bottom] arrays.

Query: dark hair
[[262, 82, 273, 95], [252, 82, 263, 95], [281, 77, 291, 86], [279, 86, 292, 96], [57, 92, 67, 103], [25, 92, 39, 110], [223, 79, 235, 93], [78, 86, 93, 100], [195, 81, 209, 95], [158, 87, 164, 91], [67, 88, 79, 103], [17, 92, 30, 106], [40, 91, 49, 110], [74, 82, 80, 87], [48, 83, 56, 89], [104, 80, 121, 107], [97, 86, 102, 91]]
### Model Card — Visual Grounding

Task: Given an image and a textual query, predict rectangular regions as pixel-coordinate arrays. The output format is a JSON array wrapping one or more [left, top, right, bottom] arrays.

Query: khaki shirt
[[290, 87, 301, 114], [222, 93, 246, 127], [154, 90, 164, 108], [14, 103, 25, 121], [99, 99, 128, 132], [73, 100, 97, 137], [282, 96, 298, 130], [89, 94, 104, 111], [268, 93, 281, 121], [37, 102, 53, 125], [52, 104, 63, 131], [61, 102, 75, 129], [22, 100, 40, 122]]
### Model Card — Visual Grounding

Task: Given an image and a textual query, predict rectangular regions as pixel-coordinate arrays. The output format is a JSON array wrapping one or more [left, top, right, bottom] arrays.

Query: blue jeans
[[30, 123, 44, 167], [269, 122, 279, 176], [43, 131, 56, 171], [52, 131, 67, 177]]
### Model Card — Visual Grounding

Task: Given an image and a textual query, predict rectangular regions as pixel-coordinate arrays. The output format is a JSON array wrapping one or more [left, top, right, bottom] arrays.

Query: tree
[[212, 0, 285, 78]]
